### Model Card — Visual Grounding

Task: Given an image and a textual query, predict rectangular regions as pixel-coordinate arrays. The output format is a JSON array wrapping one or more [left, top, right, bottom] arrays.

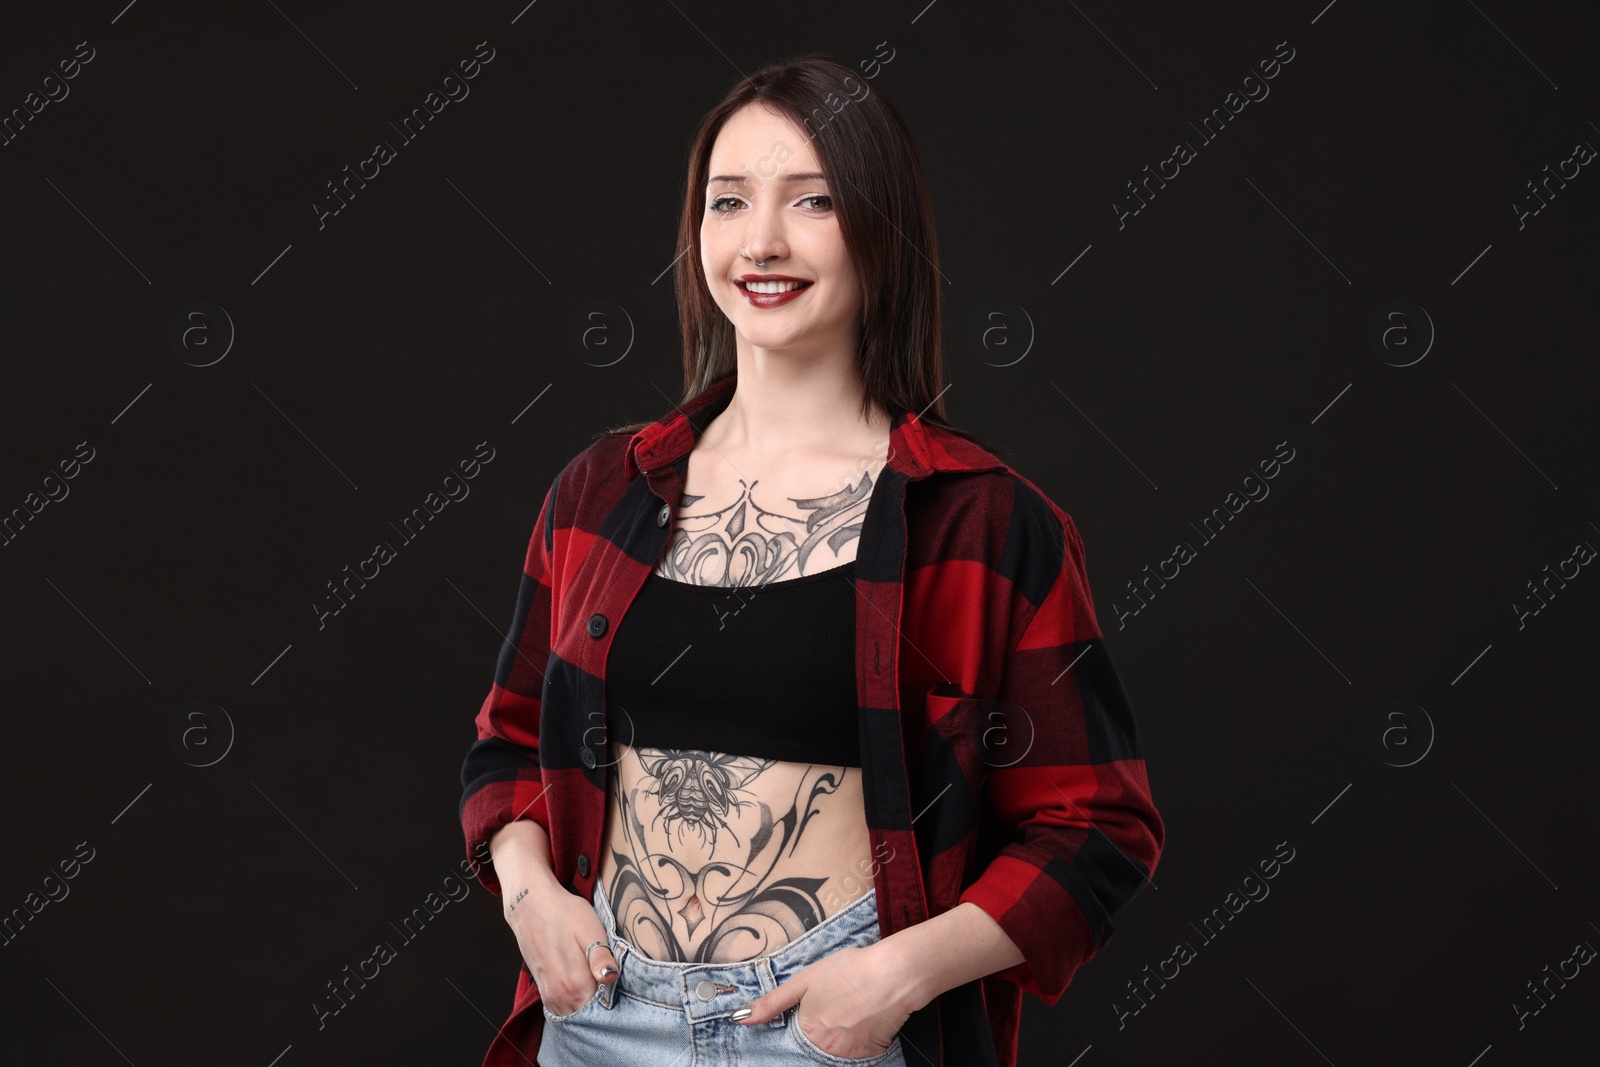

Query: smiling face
[[699, 103, 862, 358]]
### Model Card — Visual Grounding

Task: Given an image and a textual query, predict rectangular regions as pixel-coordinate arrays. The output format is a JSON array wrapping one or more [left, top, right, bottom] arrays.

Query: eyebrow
[[706, 171, 829, 186]]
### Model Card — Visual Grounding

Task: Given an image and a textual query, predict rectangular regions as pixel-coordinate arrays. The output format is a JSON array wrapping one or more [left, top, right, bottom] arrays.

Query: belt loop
[[593, 883, 620, 1010], [598, 971, 619, 1010], [755, 957, 786, 1029], [596, 938, 625, 1010]]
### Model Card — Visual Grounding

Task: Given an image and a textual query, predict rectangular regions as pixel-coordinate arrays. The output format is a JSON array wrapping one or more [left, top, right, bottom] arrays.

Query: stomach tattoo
[[599, 744, 874, 963]]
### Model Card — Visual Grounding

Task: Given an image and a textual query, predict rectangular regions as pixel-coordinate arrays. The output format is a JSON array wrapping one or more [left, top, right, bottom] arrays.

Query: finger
[[592, 944, 620, 984], [576, 926, 618, 983], [735, 975, 805, 1025], [538, 977, 589, 1018]]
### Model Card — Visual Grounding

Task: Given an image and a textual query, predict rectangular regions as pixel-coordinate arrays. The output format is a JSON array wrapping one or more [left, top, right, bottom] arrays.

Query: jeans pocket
[[541, 984, 603, 1023], [788, 1009, 902, 1066]]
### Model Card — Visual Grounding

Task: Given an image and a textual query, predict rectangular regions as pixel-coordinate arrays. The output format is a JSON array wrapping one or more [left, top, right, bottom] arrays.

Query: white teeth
[[742, 280, 808, 294]]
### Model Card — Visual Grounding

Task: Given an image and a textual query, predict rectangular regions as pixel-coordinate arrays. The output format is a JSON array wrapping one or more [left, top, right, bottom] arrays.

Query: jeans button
[[695, 978, 717, 1001]]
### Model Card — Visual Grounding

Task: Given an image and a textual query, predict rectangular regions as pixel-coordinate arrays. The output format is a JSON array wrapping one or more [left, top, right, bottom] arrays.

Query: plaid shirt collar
[[623, 373, 1006, 481]]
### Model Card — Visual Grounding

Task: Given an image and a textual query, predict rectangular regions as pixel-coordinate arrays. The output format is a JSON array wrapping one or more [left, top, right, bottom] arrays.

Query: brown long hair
[[604, 52, 1003, 457]]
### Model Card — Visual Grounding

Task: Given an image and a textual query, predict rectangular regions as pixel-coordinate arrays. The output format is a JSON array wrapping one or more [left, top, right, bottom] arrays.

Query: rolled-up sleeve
[[458, 472, 561, 897], [957, 495, 1165, 1003]]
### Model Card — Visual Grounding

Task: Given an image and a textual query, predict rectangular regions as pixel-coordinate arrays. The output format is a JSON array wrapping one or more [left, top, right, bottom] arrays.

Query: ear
[[734, 972, 807, 1026]]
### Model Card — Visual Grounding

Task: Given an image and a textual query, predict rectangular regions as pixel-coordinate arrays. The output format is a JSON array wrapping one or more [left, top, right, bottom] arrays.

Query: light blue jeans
[[537, 880, 909, 1067]]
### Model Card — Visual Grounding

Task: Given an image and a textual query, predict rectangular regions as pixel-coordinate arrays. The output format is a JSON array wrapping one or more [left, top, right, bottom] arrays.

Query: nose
[[739, 199, 787, 265]]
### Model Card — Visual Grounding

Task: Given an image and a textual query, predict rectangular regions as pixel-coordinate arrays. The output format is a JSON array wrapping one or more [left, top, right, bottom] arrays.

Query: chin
[[737, 330, 806, 351]]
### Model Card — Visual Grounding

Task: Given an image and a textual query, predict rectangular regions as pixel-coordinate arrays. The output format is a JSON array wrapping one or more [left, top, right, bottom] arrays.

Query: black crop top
[[603, 559, 862, 767]]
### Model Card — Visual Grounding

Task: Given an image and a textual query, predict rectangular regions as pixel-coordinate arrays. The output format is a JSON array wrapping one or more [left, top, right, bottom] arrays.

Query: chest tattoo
[[654, 468, 877, 585]]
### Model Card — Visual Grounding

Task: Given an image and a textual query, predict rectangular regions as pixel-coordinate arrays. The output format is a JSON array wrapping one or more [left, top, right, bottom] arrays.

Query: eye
[[708, 195, 744, 215], [797, 194, 833, 211]]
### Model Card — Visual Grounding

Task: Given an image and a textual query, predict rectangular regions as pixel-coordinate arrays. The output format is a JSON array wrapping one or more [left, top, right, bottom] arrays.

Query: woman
[[459, 53, 1165, 1067]]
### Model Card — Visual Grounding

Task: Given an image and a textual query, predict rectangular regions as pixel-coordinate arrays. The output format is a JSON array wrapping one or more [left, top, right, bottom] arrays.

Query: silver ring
[[583, 940, 608, 957]]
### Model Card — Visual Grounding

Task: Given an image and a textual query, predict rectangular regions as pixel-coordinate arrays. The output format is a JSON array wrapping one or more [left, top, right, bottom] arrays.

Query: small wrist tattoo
[[508, 886, 529, 913]]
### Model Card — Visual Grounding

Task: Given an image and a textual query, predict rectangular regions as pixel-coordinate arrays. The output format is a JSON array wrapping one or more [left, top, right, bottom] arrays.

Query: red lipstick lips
[[735, 273, 812, 308]]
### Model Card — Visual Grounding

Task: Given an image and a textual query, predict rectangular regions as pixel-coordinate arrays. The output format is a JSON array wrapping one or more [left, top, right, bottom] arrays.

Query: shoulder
[[541, 429, 635, 522], [911, 424, 1080, 607], [560, 430, 633, 487], [913, 421, 1077, 543], [518, 431, 633, 563]]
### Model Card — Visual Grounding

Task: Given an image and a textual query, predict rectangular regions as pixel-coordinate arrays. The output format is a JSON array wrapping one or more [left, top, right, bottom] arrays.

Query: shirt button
[[657, 503, 670, 527], [580, 747, 596, 769], [695, 979, 717, 1001], [587, 613, 608, 637], [576, 853, 590, 877]]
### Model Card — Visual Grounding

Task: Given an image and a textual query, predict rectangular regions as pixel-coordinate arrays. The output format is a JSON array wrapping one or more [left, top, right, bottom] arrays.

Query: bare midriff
[[596, 745, 877, 962]]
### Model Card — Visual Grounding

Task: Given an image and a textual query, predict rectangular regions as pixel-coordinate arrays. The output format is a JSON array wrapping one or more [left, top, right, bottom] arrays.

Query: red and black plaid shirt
[[459, 373, 1165, 1067]]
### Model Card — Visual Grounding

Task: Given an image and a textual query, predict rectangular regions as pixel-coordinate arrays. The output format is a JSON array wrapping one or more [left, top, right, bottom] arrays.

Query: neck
[[712, 349, 891, 459]]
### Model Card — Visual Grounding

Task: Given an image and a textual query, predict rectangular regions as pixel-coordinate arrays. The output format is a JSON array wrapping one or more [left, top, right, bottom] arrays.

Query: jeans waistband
[[586, 880, 880, 1024]]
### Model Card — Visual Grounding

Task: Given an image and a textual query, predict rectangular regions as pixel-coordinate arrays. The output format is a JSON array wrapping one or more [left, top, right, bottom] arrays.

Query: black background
[[2, 1, 1596, 1064]]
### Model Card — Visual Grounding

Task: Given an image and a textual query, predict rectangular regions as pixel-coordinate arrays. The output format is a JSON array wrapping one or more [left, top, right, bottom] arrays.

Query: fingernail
[[598, 966, 618, 979], [729, 1007, 753, 1021]]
